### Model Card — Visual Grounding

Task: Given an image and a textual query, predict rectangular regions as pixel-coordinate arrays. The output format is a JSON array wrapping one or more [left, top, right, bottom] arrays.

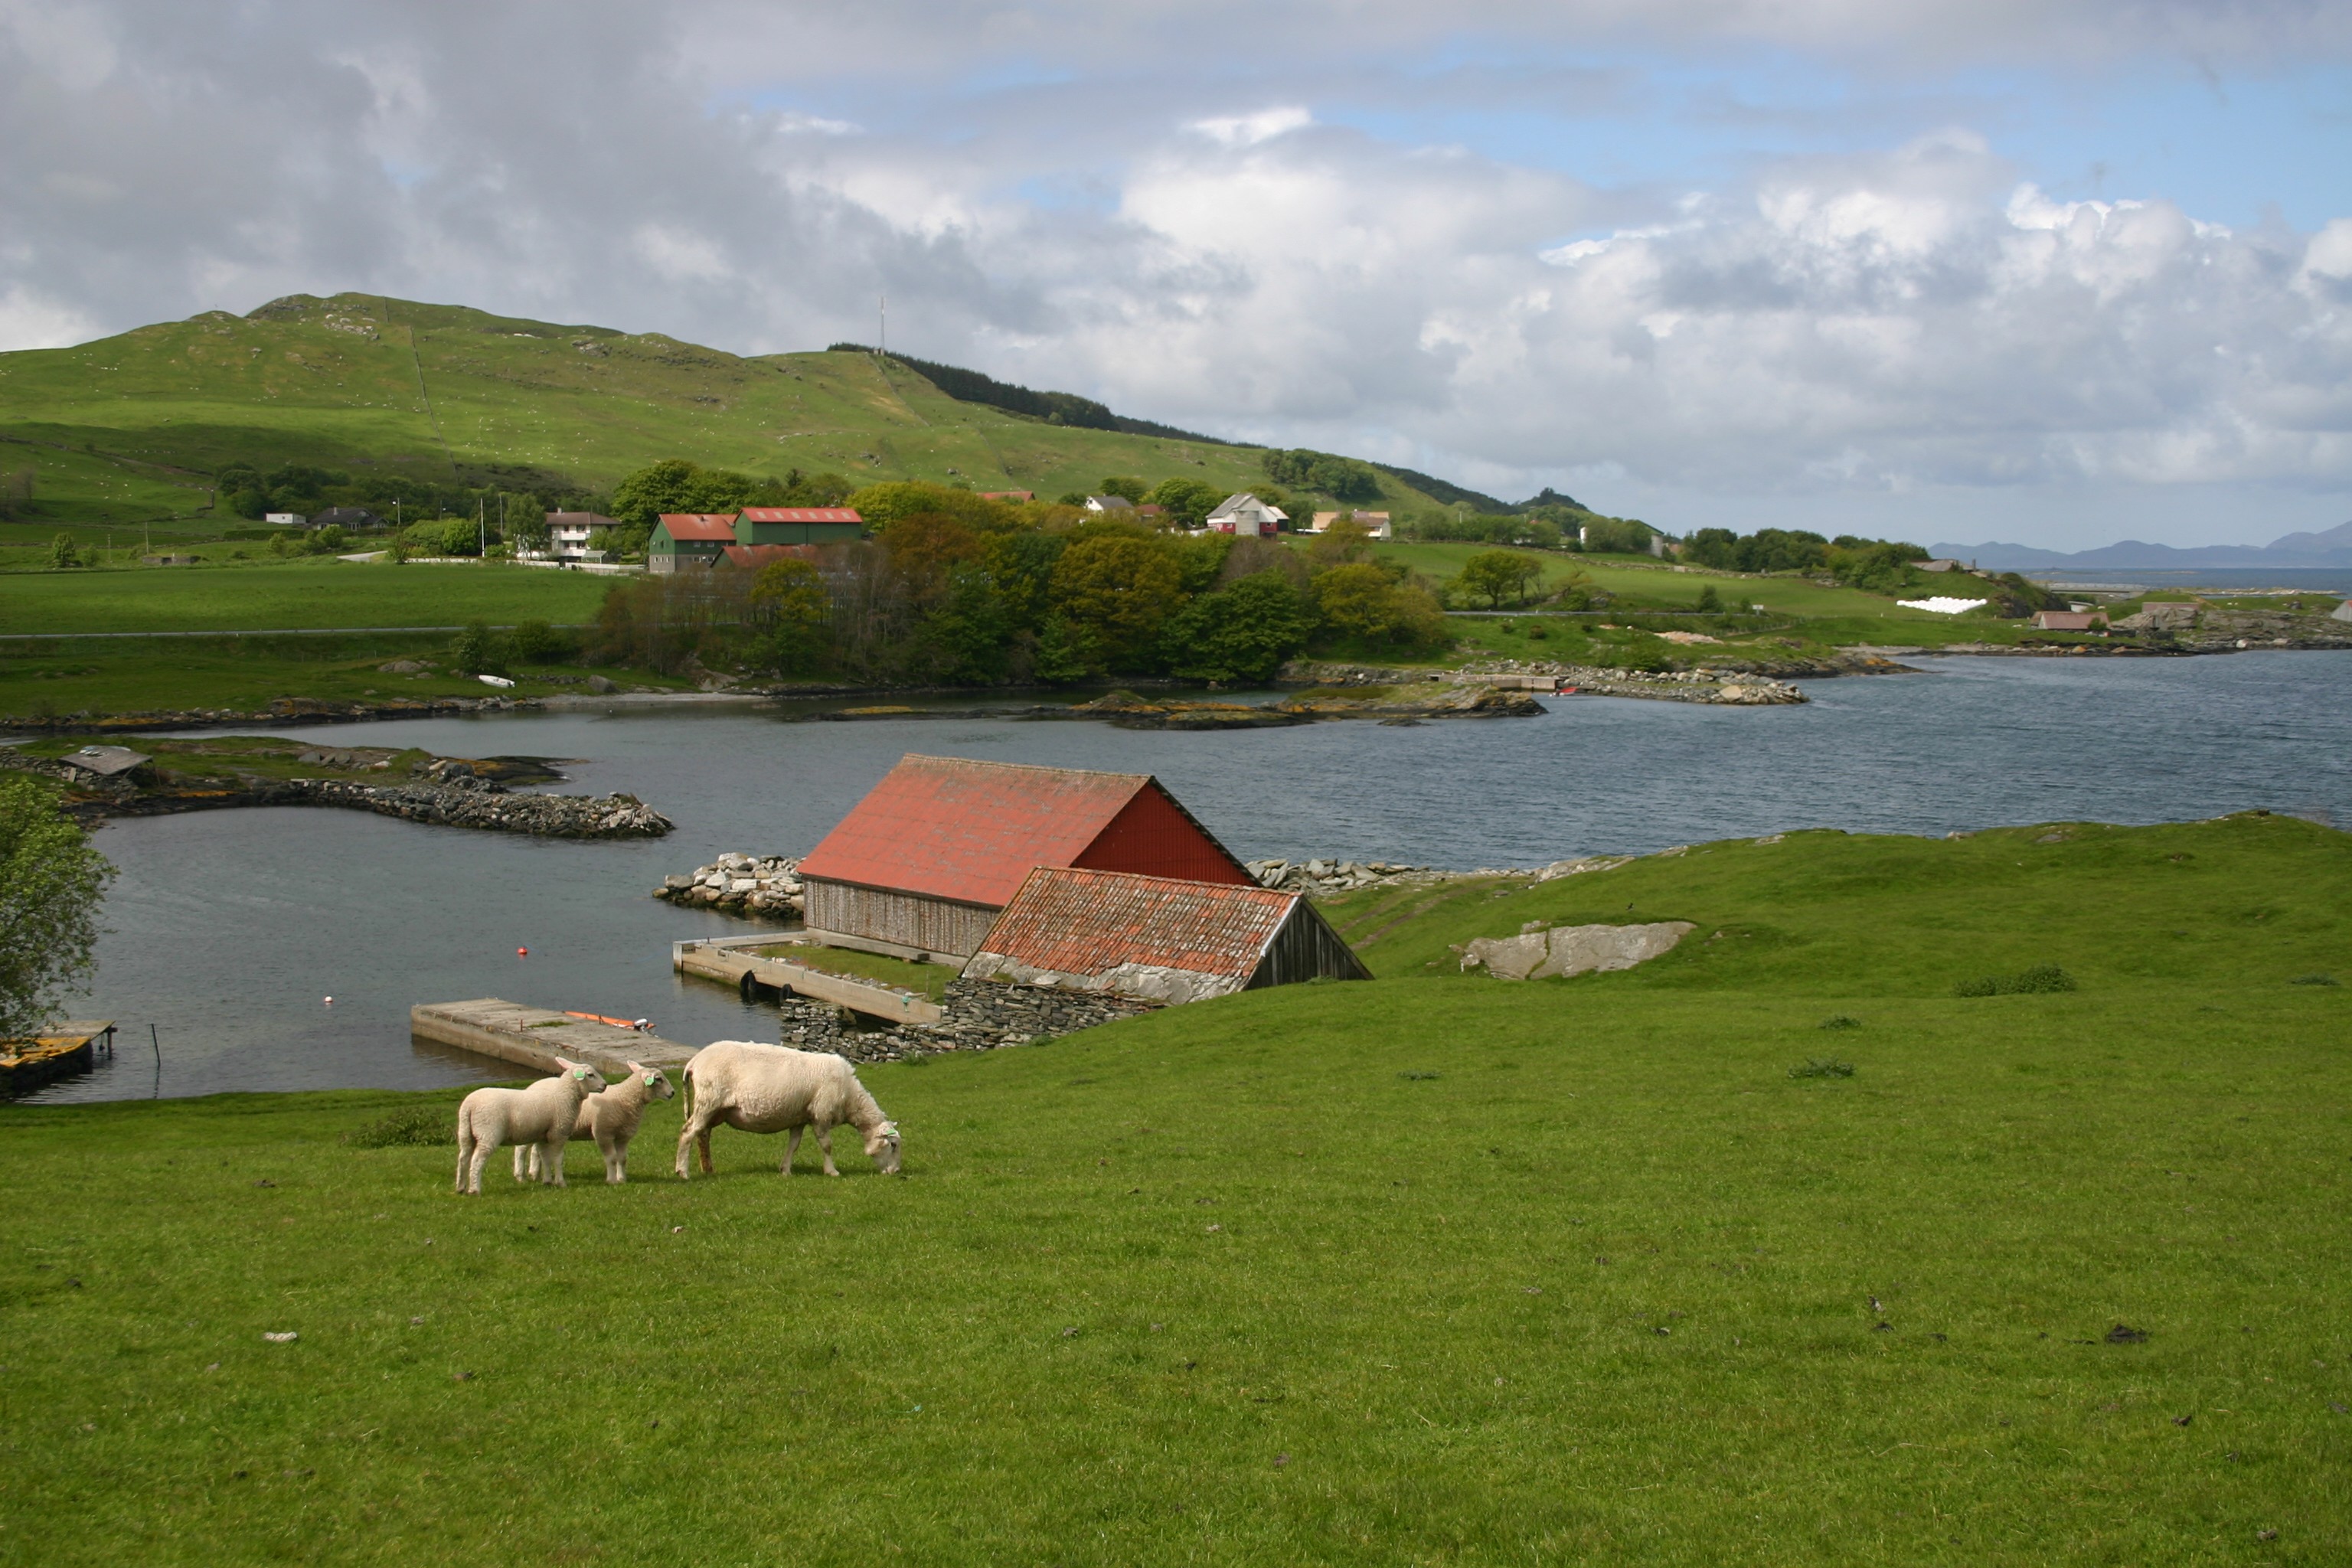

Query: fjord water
[[31, 651, 2350, 1103]]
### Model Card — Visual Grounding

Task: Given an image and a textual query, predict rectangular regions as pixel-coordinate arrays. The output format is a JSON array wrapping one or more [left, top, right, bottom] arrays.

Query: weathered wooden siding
[[1247, 900, 1374, 989], [803, 877, 999, 958]]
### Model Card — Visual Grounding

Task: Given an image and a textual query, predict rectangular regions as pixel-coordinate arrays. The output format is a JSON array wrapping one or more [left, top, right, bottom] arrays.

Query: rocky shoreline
[[2, 744, 671, 838]]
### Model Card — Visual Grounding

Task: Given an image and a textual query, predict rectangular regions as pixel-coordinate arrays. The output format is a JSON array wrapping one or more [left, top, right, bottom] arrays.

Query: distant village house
[[648, 508, 864, 572], [1308, 510, 1392, 539], [2030, 609, 2109, 632], [1204, 492, 1286, 537]]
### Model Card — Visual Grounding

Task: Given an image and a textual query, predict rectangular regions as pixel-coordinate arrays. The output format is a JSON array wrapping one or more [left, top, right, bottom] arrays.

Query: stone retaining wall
[[774, 977, 1157, 1063]]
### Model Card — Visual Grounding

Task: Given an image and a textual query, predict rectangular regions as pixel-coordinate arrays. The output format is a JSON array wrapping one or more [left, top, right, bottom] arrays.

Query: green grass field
[[4, 814, 2345, 1563], [0, 560, 614, 635]]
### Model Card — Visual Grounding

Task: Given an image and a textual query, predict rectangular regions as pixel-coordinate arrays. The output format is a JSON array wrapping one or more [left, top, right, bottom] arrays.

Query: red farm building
[[794, 755, 1256, 960], [963, 867, 1370, 1002]]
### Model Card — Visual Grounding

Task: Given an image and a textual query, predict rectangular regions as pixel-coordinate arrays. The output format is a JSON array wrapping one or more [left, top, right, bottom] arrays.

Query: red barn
[[795, 754, 1255, 959]]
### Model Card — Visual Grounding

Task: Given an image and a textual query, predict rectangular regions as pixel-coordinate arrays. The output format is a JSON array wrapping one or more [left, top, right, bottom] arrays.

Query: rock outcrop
[[1460, 920, 1697, 979], [654, 854, 804, 919]]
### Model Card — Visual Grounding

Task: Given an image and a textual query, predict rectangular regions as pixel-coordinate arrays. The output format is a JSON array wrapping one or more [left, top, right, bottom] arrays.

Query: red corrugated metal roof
[[975, 867, 1293, 982], [657, 513, 740, 541], [738, 508, 863, 524], [799, 754, 1248, 908]]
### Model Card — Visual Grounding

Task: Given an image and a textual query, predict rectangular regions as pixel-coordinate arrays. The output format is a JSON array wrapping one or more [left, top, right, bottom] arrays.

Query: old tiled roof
[[795, 754, 1246, 908], [737, 508, 863, 524], [975, 867, 1294, 984], [656, 513, 740, 541]]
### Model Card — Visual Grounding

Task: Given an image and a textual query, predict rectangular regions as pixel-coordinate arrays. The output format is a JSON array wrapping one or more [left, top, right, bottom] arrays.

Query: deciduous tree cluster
[[586, 482, 1452, 685]]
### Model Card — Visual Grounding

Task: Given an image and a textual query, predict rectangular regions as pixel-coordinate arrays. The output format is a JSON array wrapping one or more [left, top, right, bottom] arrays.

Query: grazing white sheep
[[453, 1058, 607, 1196], [674, 1040, 901, 1180], [523, 1060, 676, 1185]]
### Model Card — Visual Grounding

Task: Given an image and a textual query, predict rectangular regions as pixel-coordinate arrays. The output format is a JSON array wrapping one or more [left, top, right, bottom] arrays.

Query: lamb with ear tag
[[525, 1060, 677, 1185], [453, 1057, 607, 1195]]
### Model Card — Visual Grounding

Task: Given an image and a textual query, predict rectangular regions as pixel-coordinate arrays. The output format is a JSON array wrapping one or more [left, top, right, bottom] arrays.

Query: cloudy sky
[[3, 1, 2348, 547]]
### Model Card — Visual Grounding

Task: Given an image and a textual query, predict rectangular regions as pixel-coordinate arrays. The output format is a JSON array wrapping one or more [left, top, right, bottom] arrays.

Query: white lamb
[[453, 1058, 608, 1196], [674, 1040, 901, 1180], [522, 1060, 676, 1185]]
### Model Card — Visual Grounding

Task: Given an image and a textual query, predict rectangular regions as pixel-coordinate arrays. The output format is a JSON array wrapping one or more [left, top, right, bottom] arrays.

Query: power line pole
[[878, 294, 886, 359]]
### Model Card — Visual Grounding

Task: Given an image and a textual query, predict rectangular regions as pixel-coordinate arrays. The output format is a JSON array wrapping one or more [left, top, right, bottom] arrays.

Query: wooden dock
[[0, 1021, 116, 1093], [672, 935, 944, 1026], [409, 1000, 700, 1077]]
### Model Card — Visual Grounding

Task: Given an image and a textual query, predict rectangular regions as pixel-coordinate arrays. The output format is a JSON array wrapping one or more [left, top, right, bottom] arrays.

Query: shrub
[[451, 619, 508, 676], [1954, 963, 2077, 997], [1789, 1059, 1855, 1079], [342, 1102, 452, 1148], [508, 619, 574, 665], [1818, 1014, 1861, 1030]]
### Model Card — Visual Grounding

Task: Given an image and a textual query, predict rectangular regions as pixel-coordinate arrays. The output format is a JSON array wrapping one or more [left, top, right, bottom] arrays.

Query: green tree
[[0, 774, 116, 1040], [1315, 563, 1450, 649], [1145, 477, 1223, 528], [610, 459, 759, 531], [1161, 570, 1315, 684], [982, 531, 1068, 632], [47, 534, 80, 569], [848, 482, 1011, 532], [750, 559, 831, 674], [1050, 534, 1184, 669], [1098, 475, 1147, 503], [509, 619, 573, 665], [1454, 550, 1543, 609], [1694, 583, 1723, 613]]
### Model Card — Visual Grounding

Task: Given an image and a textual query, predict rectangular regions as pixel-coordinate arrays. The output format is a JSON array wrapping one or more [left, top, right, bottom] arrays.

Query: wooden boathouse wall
[[802, 879, 1000, 959], [1248, 900, 1374, 989]]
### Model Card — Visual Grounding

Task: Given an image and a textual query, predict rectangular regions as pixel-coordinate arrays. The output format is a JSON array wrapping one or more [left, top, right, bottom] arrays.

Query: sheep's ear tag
[[644, 1072, 658, 1086], [573, 1067, 587, 1080]]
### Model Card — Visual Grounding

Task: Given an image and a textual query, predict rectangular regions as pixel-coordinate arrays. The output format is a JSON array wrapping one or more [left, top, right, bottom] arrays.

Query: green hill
[[0, 293, 1462, 528]]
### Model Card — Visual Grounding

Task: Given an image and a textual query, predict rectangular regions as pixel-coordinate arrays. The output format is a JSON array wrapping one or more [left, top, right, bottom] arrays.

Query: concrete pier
[[410, 999, 699, 1077], [672, 935, 944, 1027]]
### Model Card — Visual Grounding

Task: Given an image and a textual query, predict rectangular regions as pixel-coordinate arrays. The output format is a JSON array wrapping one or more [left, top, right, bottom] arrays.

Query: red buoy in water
[[518, 947, 529, 957]]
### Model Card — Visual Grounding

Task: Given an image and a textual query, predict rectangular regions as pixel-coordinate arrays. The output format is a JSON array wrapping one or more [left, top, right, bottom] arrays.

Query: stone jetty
[[654, 854, 805, 918]]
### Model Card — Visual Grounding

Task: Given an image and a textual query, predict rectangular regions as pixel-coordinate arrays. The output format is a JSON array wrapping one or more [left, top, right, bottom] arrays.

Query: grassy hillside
[[3, 814, 2346, 1562], [0, 294, 1450, 529]]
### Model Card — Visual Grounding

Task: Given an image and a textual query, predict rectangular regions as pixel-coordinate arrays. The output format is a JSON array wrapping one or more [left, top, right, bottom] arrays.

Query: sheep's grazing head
[[554, 1057, 609, 1094], [865, 1119, 903, 1174], [628, 1061, 676, 1100]]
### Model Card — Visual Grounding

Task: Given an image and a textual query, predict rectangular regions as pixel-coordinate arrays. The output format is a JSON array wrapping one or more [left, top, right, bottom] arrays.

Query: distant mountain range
[[1933, 521, 2352, 572]]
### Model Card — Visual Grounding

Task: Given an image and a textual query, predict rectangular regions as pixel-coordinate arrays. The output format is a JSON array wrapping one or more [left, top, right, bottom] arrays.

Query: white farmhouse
[[1205, 492, 1287, 537], [540, 511, 617, 563]]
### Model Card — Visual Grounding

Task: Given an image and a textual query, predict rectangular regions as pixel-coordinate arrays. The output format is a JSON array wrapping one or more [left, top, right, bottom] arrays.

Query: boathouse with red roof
[[963, 867, 1369, 1003], [794, 754, 1256, 959]]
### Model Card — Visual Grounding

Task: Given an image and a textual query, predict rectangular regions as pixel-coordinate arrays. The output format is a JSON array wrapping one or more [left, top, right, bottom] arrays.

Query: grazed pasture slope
[[0, 293, 1398, 521], [2, 815, 2346, 1563]]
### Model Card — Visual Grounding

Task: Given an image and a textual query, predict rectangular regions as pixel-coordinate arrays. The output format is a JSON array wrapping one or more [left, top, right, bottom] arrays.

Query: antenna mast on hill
[[878, 294, 886, 360]]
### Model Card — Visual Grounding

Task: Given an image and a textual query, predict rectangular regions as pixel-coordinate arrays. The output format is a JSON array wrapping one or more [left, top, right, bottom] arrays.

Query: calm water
[[21, 651, 2349, 1103]]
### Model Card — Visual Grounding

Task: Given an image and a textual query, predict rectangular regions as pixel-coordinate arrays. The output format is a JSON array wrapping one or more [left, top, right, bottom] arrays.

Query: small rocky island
[[3, 736, 671, 838]]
